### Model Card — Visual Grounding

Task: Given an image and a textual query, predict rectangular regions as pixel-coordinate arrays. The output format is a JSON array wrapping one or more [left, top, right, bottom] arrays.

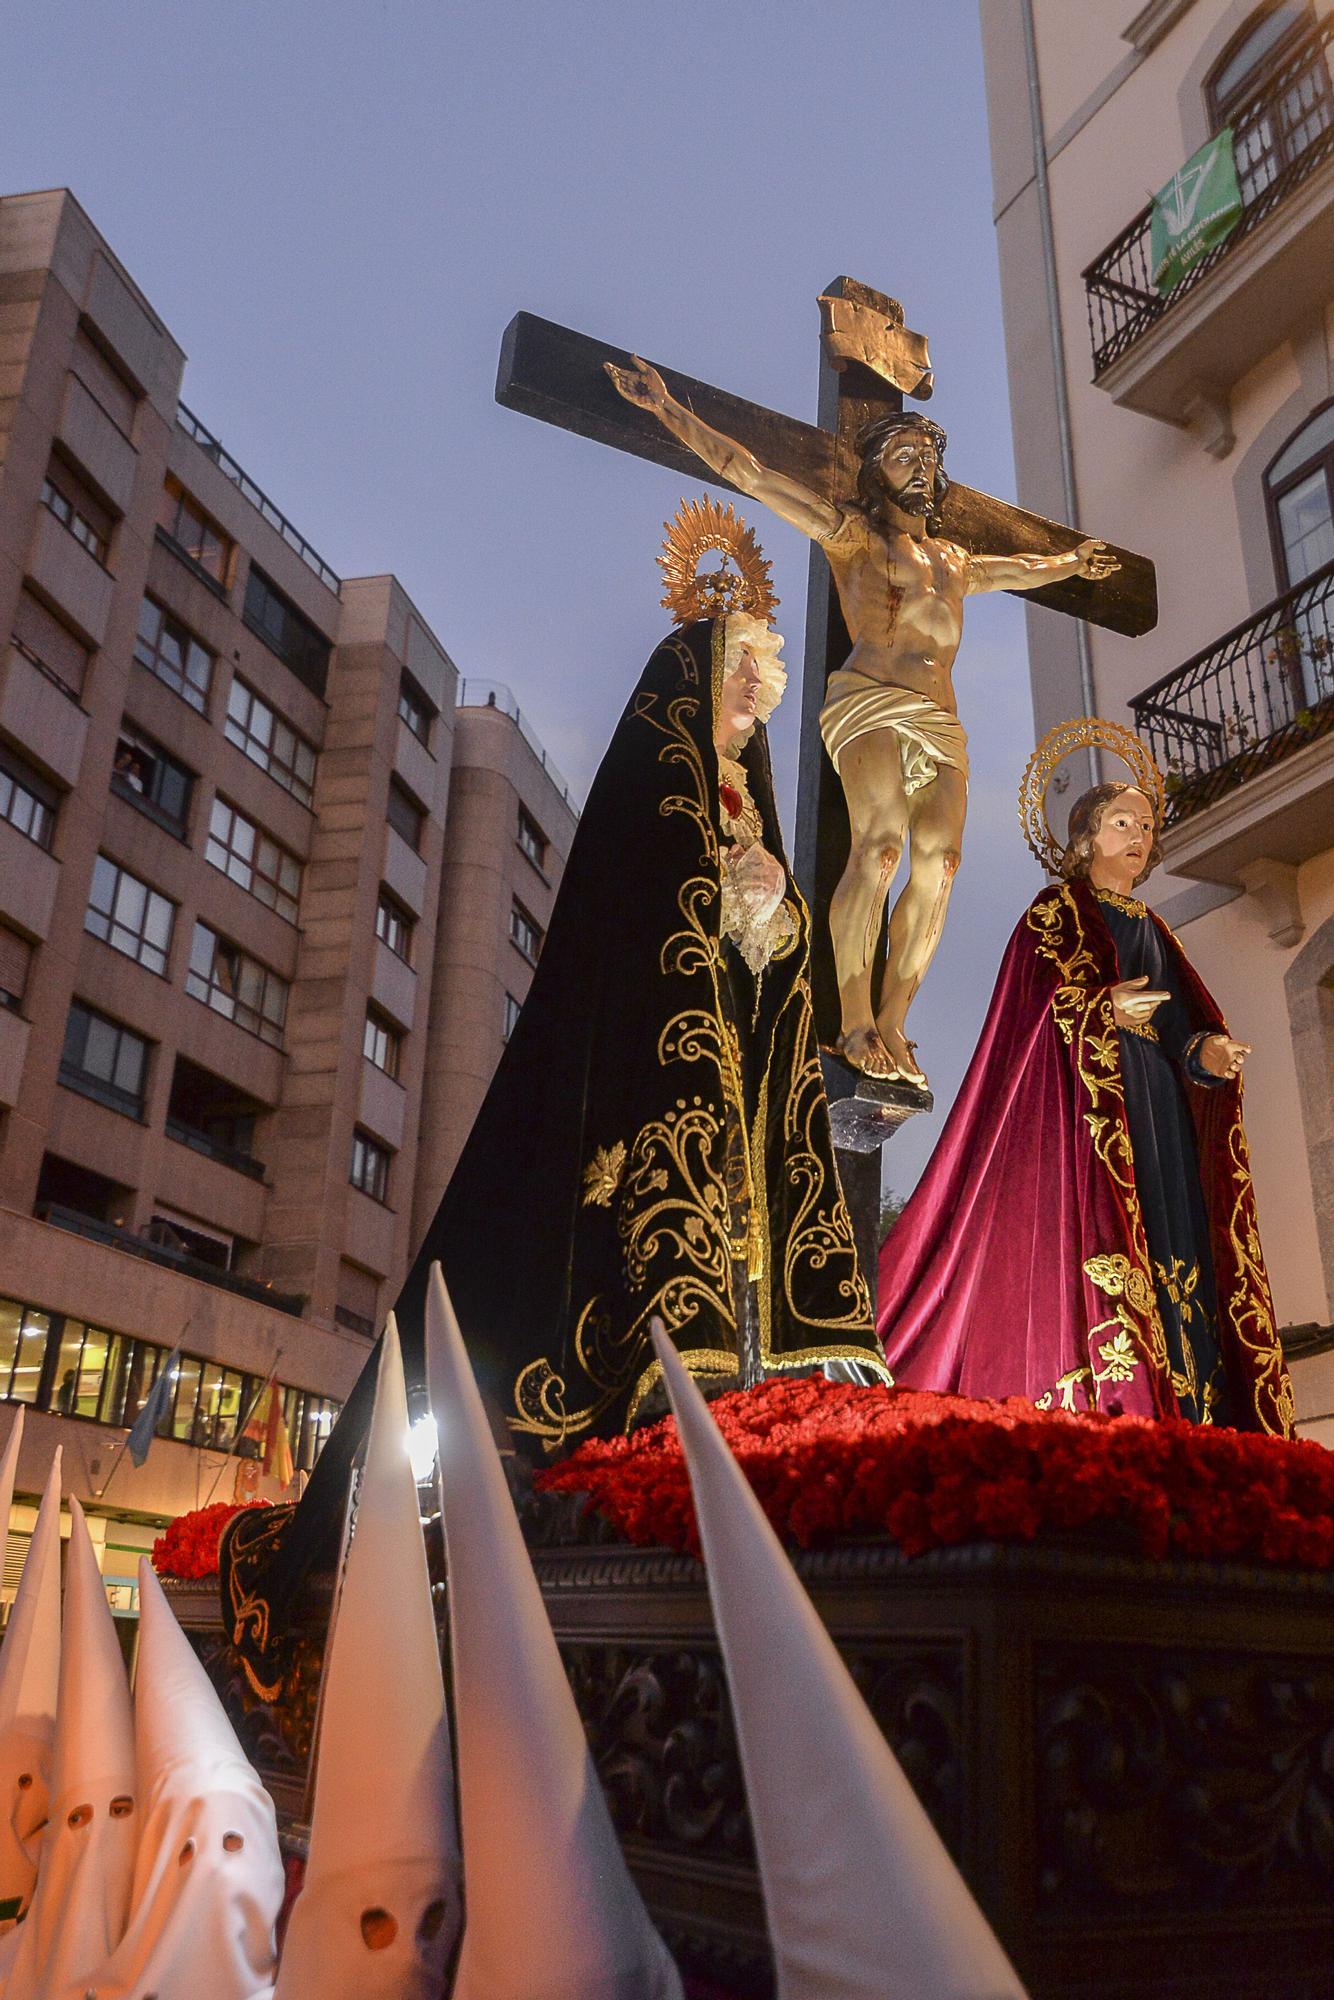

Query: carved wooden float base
[[168, 1519, 1334, 2000]]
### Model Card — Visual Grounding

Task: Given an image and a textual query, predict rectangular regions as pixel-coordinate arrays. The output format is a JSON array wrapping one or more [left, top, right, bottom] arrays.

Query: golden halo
[[658, 496, 779, 626], [1019, 716, 1165, 876]]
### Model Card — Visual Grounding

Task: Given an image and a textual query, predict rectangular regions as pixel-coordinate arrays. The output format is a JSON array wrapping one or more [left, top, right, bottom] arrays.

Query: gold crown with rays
[[658, 496, 779, 626], [1019, 716, 1166, 877]]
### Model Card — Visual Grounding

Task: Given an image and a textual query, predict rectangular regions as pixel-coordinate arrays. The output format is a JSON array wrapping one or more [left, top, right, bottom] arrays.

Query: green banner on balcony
[[1151, 130, 1243, 292]]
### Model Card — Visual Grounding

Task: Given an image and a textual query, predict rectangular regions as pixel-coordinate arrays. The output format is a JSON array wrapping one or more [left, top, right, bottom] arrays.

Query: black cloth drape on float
[[222, 618, 881, 1692]]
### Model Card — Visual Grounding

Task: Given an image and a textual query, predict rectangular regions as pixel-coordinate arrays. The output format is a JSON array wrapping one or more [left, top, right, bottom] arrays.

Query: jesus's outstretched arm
[[966, 539, 1121, 593], [606, 356, 843, 545]]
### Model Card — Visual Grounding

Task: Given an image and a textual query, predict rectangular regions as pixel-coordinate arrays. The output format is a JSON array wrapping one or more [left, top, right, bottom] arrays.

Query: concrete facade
[[0, 188, 573, 1593], [979, 0, 1334, 1435]]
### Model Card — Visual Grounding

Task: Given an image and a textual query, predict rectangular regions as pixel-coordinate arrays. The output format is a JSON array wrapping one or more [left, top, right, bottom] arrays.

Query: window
[[85, 857, 175, 975], [350, 1129, 391, 1202], [60, 1002, 150, 1118], [375, 890, 414, 962], [243, 566, 331, 698], [0, 928, 31, 1013], [335, 1260, 380, 1340], [1267, 402, 1334, 588], [158, 478, 230, 586], [186, 923, 289, 1047], [72, 327, 138, 437], [1207, 5, 1331, 205], [284, 1385, 342, 1472], [0, 748, 58, 851], [0, 1298, 52, 1406], [510, 899, 543, 963], [397, 674, 432, 745], [134, 598, 213, 713], [503, 991, 522, 1042], [224, 678, 317, 806], [386, 779, 425, 852], [111, 723, 194, 835], [206, 798, 302, 923], [517, 807, 548, 871], [11, 589, 89, 701], [40, 470, 111, 565], [363, 1010, 402, 1078]]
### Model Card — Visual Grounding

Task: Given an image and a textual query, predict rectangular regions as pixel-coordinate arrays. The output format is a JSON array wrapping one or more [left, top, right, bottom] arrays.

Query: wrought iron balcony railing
[[1084, 14, 1334, 377], [1129, 555, 1334, 826]]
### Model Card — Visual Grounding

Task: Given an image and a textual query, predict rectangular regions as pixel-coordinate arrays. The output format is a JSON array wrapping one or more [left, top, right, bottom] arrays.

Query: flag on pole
[[262, 1384, 295, 1490], [126, 1349, 179, 1467]]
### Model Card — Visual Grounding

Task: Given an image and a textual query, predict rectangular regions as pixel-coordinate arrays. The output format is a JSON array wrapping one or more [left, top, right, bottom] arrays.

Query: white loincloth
[[819, 671, 969, 795]]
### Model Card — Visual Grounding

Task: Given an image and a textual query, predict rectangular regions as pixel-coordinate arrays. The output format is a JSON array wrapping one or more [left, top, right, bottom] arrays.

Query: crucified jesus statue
[[606, 356, 1121, 1085]]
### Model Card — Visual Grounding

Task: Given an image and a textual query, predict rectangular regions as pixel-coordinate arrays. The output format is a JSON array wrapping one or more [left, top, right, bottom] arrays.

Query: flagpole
[[203, 1348, 285, 1508]]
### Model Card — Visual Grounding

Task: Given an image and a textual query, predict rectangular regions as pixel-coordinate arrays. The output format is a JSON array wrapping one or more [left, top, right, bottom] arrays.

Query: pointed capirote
[[650, 1323, 1028, 2000], [274, 1315, 460, 2000], [0, 1443, 61, 1936], [3, 1495, 136, 1996], [426, 1264, 682, 2000], [71, 1561, 284, 2000]]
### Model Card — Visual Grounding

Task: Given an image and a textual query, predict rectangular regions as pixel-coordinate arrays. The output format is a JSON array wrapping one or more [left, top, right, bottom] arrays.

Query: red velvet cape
[[876, 880, 1293, 1435]]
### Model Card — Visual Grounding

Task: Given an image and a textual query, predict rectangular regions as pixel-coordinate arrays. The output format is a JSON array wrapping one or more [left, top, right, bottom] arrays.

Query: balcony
[[1130, 557, 1333, 933], [35, 1203, 305, 1316], [1083, 15, 1334, 431], [176, 404, 341, 596]]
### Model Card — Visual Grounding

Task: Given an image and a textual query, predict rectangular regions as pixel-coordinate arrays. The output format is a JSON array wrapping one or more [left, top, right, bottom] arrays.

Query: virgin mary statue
[[223, 505, 886, 1694], [876, 719, 1293, 1437]]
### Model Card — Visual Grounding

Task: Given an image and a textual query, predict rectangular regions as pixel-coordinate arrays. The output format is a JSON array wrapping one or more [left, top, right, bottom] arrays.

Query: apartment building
[[0, 188, 574, 1598], [980, 0, 1334, 1432]]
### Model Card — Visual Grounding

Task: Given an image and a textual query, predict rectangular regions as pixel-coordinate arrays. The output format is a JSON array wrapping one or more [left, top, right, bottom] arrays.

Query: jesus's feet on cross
[[878, 1024, 928, 1089], [836, 1025, 901, 1080]]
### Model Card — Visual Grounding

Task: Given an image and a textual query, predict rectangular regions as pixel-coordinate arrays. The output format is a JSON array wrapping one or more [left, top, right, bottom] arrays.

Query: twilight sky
[[4, 0, 1045, 1192]]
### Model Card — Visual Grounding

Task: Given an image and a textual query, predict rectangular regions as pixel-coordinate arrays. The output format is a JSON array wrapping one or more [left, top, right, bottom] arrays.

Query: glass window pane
[[98, 1333, 129, 1425], [52, 1319, 86, 1413], [114, 873, 147, 933], [1278, 468, 1334, 586], [0, 1298, 22, 1394], [112, 1031, 145, 1098], [89, 856, 118, 916], [12, 1311, 49, 1406], [73, 1325, 109, 1418], [83, 1014, 119, 1084], [170, 1354, 201, 1439]]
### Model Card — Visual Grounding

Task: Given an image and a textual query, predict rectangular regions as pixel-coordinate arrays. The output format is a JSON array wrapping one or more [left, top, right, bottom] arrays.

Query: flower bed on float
[[151, 1499, 270, 1580], [537, 1377, 1334, 1570]]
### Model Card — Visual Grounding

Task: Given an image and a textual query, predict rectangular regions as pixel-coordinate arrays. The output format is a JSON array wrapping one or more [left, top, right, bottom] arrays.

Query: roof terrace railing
[[1083, 14, 1334, 377], [176, 403, 342, 596], [1129, 555, 1334, 826], [458, 678, 580, 813]]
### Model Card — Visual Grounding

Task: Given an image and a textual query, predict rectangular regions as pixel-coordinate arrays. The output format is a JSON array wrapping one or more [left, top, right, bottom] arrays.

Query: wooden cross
[[495, 276, 1157, 1043]]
